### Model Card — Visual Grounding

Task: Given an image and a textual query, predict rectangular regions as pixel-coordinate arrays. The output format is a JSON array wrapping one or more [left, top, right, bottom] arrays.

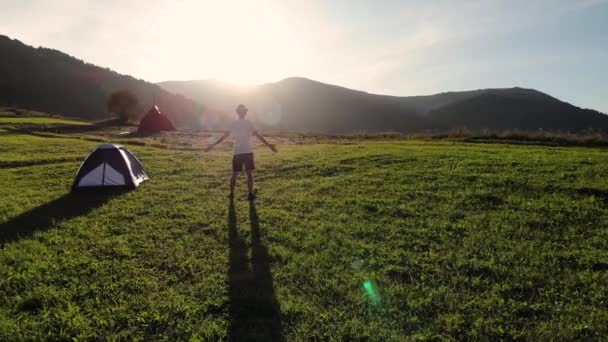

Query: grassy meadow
[[1, 126, 607, 340]]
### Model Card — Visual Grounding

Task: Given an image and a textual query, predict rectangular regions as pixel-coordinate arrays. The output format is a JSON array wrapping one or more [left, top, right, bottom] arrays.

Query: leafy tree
[[107, 90, 139, 123]]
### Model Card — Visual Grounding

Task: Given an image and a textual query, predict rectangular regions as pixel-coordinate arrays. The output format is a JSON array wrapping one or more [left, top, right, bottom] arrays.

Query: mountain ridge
[[158, 77, 570, 110], [0, 34, 202, 125], [159, 78, 608, 132], [1, 34, 606, 133]]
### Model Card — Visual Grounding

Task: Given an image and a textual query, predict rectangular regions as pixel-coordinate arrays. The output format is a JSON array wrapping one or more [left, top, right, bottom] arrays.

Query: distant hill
[[0, 35, 202, 126], [160, 78, 608, 132], [425, 89, 608, 131], [2, 34, 606, 133], [159, 78, 426, 132]]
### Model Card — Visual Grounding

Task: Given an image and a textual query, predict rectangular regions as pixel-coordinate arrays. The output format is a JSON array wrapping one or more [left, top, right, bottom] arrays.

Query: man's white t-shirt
[[229, 118, 256, 155]]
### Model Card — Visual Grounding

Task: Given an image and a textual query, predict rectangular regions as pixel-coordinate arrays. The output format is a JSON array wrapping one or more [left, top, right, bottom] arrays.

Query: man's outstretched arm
[[205, 131, 230, 152], [254, 131, 277, 152]]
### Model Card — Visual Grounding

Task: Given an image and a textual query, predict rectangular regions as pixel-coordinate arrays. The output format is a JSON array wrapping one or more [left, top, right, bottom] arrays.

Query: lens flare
[[362, 280, 382, 309], [251, 95, 283, 126]]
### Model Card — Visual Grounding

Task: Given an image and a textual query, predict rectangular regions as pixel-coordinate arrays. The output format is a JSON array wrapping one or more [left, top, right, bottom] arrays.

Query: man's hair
[[236, 104, 248, 115]]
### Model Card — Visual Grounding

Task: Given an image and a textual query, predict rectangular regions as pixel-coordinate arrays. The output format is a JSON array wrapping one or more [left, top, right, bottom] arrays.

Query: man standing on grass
[[205, 104, 277, 200]]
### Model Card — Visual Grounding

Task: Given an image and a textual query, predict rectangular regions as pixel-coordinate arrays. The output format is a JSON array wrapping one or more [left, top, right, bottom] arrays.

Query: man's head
[[236, 104, 248, 118]]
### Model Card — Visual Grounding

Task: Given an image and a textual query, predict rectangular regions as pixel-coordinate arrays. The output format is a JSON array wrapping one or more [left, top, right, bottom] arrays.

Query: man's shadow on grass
[[228, 198, 283, 341], [0, 190, 125, 246]]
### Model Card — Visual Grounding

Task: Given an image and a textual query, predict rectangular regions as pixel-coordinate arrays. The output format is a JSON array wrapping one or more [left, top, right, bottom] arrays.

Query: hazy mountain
[[0, 35, 202, 125], [2, 33, 606, 132], [159, 77, 608, 132], [426, 89, 608, 131]]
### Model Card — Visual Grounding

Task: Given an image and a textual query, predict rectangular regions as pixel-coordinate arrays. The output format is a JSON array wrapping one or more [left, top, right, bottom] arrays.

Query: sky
[[1, 0, 607, 112]]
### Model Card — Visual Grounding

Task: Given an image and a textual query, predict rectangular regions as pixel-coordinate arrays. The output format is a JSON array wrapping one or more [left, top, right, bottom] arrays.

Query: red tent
[[138, 106, 176, 133]]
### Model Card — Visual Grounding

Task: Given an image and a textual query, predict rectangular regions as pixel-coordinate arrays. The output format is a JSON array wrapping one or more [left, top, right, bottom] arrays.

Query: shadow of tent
[[0, 190, 126, 246], [227, 199, 283, 341]]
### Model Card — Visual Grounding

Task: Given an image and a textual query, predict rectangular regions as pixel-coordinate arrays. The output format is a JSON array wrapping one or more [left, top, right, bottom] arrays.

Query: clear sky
[[1, 0, 607, 112]]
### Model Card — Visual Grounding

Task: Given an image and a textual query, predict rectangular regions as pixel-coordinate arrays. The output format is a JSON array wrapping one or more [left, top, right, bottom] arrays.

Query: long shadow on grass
[[228, 198, 283, 341], [0, 190, 125, 246]]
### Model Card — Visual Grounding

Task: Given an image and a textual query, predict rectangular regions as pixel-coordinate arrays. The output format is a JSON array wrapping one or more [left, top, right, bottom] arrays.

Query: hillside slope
[[427, 89, 608, 131], [0, 35, 202, 125], [1, 34, 606, 132], [160, 78, 608, 132]]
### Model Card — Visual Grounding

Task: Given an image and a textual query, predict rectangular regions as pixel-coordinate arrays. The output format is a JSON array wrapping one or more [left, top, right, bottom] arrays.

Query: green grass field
[[1, 127, 607, 340], [0, 117, 91, 125]]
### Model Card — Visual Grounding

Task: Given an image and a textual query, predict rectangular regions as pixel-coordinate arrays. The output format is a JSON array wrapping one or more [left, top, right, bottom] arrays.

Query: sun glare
[[148, 0, 308, 85]]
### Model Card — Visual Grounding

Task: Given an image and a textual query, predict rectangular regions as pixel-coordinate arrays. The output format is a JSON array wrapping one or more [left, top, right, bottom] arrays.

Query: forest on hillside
[[3, 34, 608, 133], [0, 35, 203, 126]]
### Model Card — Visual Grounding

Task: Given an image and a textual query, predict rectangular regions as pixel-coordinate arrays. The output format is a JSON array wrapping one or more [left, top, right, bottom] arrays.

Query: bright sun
[[147, 0, 308, 85]]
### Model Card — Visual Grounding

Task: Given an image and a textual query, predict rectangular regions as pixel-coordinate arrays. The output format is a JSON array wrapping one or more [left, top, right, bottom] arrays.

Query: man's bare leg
[[246, 170, 255, 199], [230, 171, 239, 196]]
